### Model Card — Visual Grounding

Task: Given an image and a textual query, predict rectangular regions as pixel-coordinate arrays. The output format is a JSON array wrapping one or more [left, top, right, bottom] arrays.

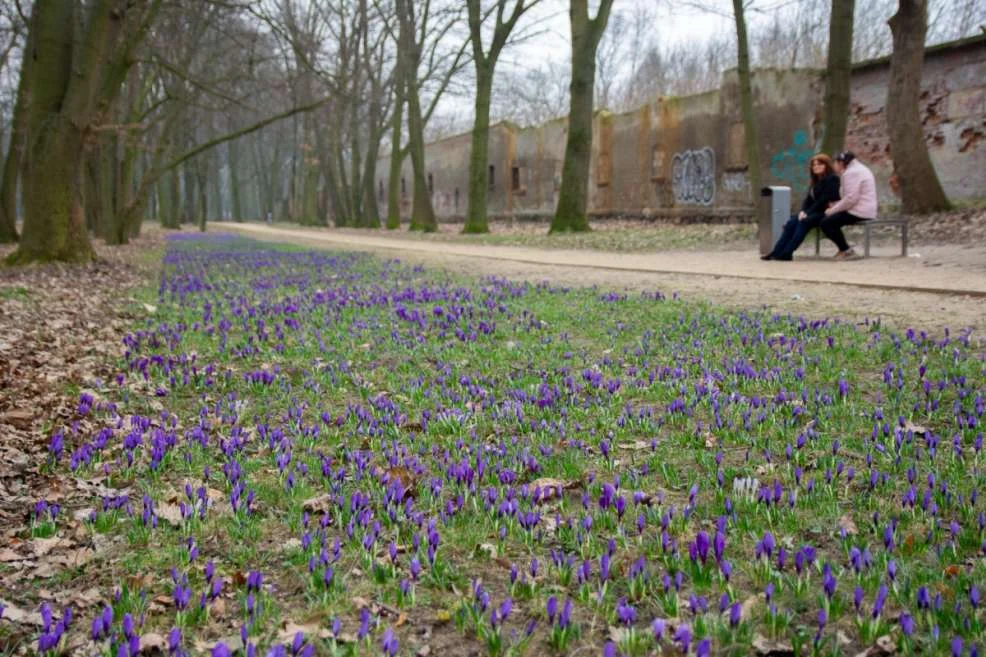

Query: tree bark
[[464, 64, 494, 233], [820, 0, 855, 156], [550, 0, 614, 233], [0, 8, 34, 243], [9, 0, 91, 264], [229, 138, 244, 222], [732, 0, 762, 201], [10, 0, 160, 263], [464, 0, 538, 234], [386, 77, 406, 230], [887, 0, 950, 213], [396, 0, 438, 232]]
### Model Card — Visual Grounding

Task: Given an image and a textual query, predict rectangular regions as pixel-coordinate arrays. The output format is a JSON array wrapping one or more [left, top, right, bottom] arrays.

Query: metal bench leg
[[864, 224, 871, 257], [901, 223, 908, 257]]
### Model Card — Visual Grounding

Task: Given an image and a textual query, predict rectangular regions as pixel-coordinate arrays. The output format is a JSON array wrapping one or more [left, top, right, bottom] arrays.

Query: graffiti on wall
[[769, 129, 815, 189], [671, 147, 716, 205], [722, 171, 750, 196]]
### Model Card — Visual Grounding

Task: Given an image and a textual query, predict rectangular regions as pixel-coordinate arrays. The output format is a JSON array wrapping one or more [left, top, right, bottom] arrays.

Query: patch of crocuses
[[26, 235, 984, 656]]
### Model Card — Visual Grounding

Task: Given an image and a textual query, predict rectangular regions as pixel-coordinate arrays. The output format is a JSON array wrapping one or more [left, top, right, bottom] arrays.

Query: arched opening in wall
[[428, 172, 434, 194], [454, 187, 460, 211], [401, 177, 406, 198], [488, 165, 495, 191], [511, 166, 520, 191], [378, 179, 384, 201]]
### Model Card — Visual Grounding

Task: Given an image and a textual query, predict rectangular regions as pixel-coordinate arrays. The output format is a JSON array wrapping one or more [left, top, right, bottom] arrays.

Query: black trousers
[[770, 214, 822, 259], [821, 211, 867, 252]]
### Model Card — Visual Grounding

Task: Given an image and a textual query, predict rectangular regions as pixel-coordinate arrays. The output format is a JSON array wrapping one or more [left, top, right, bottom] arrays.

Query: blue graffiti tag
[[769, 130, 815, 189]]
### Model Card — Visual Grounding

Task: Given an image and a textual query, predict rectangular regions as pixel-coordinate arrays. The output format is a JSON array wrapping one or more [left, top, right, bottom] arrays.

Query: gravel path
[[218, 223, 986, 335]]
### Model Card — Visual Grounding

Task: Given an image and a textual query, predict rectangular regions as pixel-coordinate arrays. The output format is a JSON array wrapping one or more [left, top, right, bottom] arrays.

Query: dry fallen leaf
[[752, 633, 795, 656], [838, 514, 859, 535], [302, 493, 334, 515], [529, 477, 579, 503]]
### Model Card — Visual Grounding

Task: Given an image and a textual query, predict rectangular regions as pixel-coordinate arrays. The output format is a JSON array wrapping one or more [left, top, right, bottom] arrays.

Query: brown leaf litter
[[0, 232, 162, 631]]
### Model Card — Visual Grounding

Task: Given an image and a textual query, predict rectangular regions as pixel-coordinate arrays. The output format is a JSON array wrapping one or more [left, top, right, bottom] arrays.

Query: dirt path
[[218, 223, 986, 335]]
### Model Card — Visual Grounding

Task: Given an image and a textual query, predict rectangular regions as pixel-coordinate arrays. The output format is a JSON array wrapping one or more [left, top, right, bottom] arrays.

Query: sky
[[503, 0, 735, 72]]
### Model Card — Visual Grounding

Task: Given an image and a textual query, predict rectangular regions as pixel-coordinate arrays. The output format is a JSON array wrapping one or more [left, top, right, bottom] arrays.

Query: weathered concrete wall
[[375, 35, 986, 222]]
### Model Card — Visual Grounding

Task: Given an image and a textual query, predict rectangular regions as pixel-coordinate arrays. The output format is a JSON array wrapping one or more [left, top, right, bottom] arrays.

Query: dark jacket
[[800, 173, 840, 219]]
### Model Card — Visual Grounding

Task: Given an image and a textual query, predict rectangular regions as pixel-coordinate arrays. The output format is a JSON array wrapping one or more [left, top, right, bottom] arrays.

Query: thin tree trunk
[[229, 138, 243, 222], [100, 141, 118, 241], [386, 82, 405, 230], [406, 85, 437, 232], [550, 0, 614, 233], [820, 0, 855, 156], [887, 0, 950, 213], [464, 0, 537, 234], [732, 0, 762, 201], [0, 8, 34, 243], [465, 65, 494, 233], [395, 0, 437, 232]]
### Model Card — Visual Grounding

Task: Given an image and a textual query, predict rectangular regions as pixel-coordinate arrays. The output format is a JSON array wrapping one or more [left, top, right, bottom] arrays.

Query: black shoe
[[760, 253, 774, 260], [774, 254, 792, 261]]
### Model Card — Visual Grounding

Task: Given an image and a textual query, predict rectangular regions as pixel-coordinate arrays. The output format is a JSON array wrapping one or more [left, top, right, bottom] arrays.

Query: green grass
[[27, 234, 985, 657]]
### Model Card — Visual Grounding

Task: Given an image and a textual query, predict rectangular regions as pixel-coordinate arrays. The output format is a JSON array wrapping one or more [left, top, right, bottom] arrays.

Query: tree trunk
[[11, 0, 159, 263], [0, 8, 34, 243], [196, 157, 208, 232], [887, 0, 950, 213], [550, 0, 614, 233], [820, 0, 855, 156], [229, 138, 243, 222], [100, 141, 118, 242], [9, 0, 92, 264], [361, 125, 383, 228], [463, 0, 536, 233], [386, 83, 405, 230], [464, 64, 494, 233], [732, 0, 762, 201], [406, 84, 437, 232]]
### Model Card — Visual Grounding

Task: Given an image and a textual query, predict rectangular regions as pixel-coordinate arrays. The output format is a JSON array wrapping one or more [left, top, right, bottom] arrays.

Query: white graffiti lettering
[[722, 172, 749, 194], [671, 147, 716, 206]]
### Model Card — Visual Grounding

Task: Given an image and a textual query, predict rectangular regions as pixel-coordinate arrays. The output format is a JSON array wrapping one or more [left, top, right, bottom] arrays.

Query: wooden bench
[[813, 217, 909, 257]]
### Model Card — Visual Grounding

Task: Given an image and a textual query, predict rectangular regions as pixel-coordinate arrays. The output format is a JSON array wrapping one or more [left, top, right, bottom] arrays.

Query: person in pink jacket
[[822, 151, 877, 260]]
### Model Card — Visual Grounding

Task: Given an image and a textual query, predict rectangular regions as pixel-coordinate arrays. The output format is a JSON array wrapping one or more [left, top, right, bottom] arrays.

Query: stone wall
[[375, 35, 986, 222]]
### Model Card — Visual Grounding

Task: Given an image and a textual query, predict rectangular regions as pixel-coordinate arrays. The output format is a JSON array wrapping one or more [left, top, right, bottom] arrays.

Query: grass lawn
[[7, 233, 983, 657]]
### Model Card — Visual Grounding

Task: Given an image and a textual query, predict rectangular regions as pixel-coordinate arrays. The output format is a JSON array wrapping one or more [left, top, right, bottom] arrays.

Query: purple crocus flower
[[899, 612, 915, 637], [729, 602, 742, 627], [872, 584, 888, 619], [651, 618, 666, 641], [673, 624, 692, 653], [616, 598, 636, 626], [546, 596, 558, 623], [212, 642, 231, 657], [696, 638, 711, 657], [381, 628, 399, 657]]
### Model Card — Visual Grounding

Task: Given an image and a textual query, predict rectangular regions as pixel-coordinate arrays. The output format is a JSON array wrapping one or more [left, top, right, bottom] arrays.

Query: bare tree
[[0, 1, 28, 243], [10, 0, 162, 264], [820, 0, 855, 156], [463, 0, 542, 234], [887, 0, 950, 212], [549, 0, 615, 233], [491, 60, 570, 127], [732, 0, 762, 201], [393, 0, 468, 232]]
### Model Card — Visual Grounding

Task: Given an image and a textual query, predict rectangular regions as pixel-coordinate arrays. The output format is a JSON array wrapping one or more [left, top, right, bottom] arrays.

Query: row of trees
[[0, 0, 979, 262]]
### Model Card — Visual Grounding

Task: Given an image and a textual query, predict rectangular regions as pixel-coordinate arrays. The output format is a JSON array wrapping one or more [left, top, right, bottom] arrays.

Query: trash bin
[[760, 186, 791, 255]]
